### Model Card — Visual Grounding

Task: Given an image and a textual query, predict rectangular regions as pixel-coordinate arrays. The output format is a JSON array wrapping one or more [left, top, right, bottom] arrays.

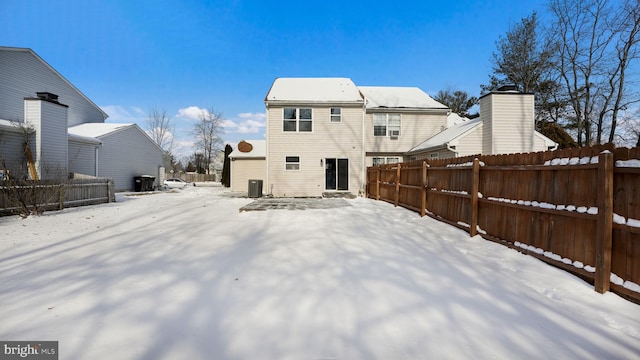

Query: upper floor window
[[284, 108, 312, 132], [330, 107, 341, 122], [373, 113, 401, 137]]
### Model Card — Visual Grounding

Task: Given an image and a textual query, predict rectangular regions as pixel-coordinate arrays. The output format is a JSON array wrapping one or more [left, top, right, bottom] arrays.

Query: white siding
[[26, 99, 68, 179], [0, 48, 106, 126], [481, 95, 493, 155], [68, 140, 99, 176], [97, 125, 164, 191], [267, 105, 364, 197], [364, 112, 447, 153], [481, 93, 534, 155], [231, 158, 266, 193], [453, 123, 484, 157]]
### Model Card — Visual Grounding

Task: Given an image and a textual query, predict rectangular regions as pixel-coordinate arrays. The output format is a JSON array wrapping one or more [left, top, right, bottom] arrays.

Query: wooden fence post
[[421, 161, 427, 217], [595, 151, 614, 293], [58, 184, 64, 210], [470, 158, 480, 237], [376, 167, 380, 201], [395, 163, 401, 207]]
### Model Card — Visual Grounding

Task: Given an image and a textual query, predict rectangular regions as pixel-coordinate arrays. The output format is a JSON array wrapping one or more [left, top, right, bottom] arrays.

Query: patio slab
[[239, 197, 353, 211]]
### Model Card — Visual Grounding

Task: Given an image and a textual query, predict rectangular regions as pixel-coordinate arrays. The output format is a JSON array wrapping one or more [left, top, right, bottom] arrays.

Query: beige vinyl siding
[[231, 158, 266, 193], [482, 93, 534, 155], [267, 105, 363, 197], [364, 112, 446, 153], [481, 95, 493, 154], [452, 123, 484, 157]]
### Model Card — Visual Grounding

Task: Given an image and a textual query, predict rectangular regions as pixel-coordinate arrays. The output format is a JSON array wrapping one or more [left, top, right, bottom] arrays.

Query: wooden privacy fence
[[367, 144, 640, 303], [0, 178, 115, 216]]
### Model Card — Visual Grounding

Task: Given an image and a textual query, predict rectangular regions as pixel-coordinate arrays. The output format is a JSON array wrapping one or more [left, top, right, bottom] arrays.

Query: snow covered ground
[[1, 185, 638, 359]]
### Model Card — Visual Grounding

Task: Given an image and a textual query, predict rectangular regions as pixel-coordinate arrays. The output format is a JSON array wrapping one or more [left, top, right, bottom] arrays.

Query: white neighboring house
[[228, 140, 266, 193], [68, 123, 164, 191], [0, 46, 164, 190]]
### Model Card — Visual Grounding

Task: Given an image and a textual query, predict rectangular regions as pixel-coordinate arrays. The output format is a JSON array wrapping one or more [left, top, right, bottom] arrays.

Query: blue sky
[[1, 0, 547, 160]]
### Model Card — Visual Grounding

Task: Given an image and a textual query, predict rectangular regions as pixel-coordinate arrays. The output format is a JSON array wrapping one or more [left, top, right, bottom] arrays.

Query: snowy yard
[[1, 185, 638, 359]]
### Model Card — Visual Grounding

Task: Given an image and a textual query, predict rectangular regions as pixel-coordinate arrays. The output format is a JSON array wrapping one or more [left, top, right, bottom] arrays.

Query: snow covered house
[[0, 46, 164, 191], [261, 78, 450, 197], [240, 79, 559, 198]]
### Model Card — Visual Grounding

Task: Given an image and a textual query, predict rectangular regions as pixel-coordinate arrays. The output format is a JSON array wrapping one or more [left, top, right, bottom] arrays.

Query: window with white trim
[[283, 108, 312, 132], [330, 107, 341, 122], [373, 113, 401, 136], [429, 152, 439, 159], [285, 156, 300, 170], [372, 157, 400, 166]]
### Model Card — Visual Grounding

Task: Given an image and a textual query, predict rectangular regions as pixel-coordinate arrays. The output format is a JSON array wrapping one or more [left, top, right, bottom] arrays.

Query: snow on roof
[[229, 140, 266, 158], [265, 78, 364, 103], [359, 86, 449, 110], [447, 113, 470, 127], [408, 117, 482, 153], [68, 123, 134, 138]]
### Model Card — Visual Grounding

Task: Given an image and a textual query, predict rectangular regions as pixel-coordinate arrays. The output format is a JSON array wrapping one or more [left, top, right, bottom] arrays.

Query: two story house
[[259, 77, 450, 197], [231, 78, 558, 198]]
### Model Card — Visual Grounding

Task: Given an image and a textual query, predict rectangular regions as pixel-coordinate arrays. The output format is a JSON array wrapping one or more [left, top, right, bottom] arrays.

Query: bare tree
[[192, 108, 224, 175], [145, 106, 176, 154], [548, 0, 640, 146], [606, 0, 640, 143]]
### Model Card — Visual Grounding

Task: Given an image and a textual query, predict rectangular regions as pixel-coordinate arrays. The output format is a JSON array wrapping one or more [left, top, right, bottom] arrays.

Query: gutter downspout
[[265, 103, 270, 195], [95, 146, 99, 176], [361, 99, 367, 196]]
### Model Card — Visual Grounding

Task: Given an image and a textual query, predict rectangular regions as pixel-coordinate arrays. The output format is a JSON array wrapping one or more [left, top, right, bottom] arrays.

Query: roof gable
[[0, 47, 108, 120]]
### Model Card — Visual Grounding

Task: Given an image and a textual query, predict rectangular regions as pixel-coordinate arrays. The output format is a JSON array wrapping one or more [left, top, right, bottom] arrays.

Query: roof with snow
[[358, 86, 449, 110], [229, 140, 266, 159], [447, 113, 470, 127], [68, 123, 134, 138], [408, 117, 482, 154], [265, 78, 364, 103]]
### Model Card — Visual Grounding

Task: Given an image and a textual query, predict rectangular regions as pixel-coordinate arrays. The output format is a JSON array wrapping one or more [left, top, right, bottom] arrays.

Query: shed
[[229, 140, 266, 194]]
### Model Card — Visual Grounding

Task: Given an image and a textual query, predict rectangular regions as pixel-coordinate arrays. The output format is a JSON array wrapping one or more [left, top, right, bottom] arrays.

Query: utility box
[[134, 175, 156, 192], [248, 179, 263, 198]]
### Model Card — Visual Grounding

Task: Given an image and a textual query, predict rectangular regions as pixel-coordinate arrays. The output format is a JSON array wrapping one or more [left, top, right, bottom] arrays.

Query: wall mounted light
[[320, 159, 323, 167]]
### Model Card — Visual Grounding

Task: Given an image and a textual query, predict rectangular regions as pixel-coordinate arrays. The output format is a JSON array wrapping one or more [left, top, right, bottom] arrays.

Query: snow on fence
[[366, 144, 640, 304], [0, 178, 115, 216]]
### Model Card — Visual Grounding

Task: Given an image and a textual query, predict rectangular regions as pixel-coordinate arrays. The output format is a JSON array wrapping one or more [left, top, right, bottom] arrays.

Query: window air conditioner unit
[[389, 130, 399, 138]]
